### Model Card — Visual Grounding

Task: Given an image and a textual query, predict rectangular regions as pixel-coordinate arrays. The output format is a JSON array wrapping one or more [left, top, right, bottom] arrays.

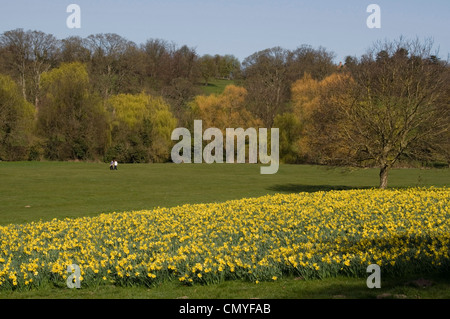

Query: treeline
[[0, 29, 336, 163], [0, 29, 449, 186]]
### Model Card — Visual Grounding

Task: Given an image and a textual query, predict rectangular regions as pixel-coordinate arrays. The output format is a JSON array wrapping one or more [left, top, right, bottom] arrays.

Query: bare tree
[[311, 38, 450, 188], [0, 29, 60, 110], [84, 33, 136, 99], [28, 30, 60, 109], [141, 38, 173, 89], [242, 47, 291, 127], [0, 29, 32, 100], [60, 36, 91, 63], [170, 45, 200, 82], [287, 45, 337, 81]]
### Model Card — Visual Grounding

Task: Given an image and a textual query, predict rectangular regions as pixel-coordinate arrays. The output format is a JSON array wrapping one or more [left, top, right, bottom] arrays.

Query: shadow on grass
[[297, 272, 450, 299], [267, 184, 373, 193]]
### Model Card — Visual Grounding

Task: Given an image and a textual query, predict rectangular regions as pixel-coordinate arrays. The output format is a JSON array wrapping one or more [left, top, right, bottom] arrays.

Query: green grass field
[[1, 161, 448, 226], [0, 161, 449, 299], [199, 79, 236, 95], [2, 273, 450, 299]]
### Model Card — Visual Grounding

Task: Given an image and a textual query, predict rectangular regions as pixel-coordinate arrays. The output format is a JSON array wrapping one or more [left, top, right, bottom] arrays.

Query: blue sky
[[0, 0, 448, 63]]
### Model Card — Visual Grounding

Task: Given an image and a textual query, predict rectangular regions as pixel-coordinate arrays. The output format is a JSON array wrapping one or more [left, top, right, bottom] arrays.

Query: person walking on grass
[[114, 160, 118, 170]]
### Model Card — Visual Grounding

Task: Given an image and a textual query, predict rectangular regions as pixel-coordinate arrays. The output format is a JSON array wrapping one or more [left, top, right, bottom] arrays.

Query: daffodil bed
[[0, 187, 449, 290]]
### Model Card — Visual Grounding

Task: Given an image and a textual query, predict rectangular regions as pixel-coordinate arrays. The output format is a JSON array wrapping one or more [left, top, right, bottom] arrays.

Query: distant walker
[[110, 160, 118, 170]]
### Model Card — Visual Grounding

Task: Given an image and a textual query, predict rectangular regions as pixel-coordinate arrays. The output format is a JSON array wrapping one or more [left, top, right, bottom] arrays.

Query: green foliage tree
[[0, 74, 35, 160], [198, 54, 217, 86], [106, 92, 177, 163], [37, 62, 108, 160], [273, 112, 301, 163], [215, 54, 241, 79]]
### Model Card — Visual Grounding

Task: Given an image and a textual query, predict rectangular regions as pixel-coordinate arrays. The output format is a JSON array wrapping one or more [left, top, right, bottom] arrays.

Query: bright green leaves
[[0, 74, 35, 160]]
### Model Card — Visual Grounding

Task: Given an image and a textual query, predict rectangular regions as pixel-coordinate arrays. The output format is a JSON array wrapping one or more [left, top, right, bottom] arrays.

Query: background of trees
[[312, 39, 450, 188], [0, 73, 35, 160], [0, 29, 448, 186]]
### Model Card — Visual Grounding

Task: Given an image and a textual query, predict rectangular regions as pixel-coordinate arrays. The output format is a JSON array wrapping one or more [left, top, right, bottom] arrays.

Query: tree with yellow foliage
[[105, 92, 177, 163], [287, 73, 321, 162], [188, 85, 263, 163], [0, 74, 35, 160], [289, 72, 365, 164], [189, 85, 262, 131], [37, 62, 108, 161]]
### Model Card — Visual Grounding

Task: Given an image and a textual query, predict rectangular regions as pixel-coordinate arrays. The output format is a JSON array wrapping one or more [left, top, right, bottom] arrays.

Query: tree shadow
[[267, 184, 372, 193]]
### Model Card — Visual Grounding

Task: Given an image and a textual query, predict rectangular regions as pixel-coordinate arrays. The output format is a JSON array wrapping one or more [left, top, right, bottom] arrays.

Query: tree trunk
[[21, 72, 27, 101], [379, 164, 389, 189]]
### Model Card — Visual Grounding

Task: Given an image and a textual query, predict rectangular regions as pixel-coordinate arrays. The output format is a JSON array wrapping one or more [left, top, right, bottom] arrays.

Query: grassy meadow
[[1, 161, 448, 226], [199, 79, 236, 95], [0, 161, 449, 299]]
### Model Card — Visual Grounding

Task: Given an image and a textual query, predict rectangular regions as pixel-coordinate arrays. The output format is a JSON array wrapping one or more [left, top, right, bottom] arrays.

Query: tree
[[0, 29, 60, 110], [272, 112, 301, 163], [242, 47, 291, 127], [141, 38, 174, 90], [279, 73, 322, 163], [106, 92, 177, 163], [189, 84, 262, 130], [28, 30, 60, 110], [303, 73, 358, 165], [84, 33, 136, 99], [309, 39, 450, 188], [170, 45, 200, 82], [198, 54, 241, 85], [242, 45, 336, 127], [60, 36, 90, 63], [0, 74, 35, 160], [188, 85, 263, 163], [37, 62, 108, 160], [287, 45, 337, 81], [161, 77, 202, 124], [215, 54, 241, 79], [0, 29, 31, 100], [198, 54, 217, 86], [114, 44, 147, 95], [140, 40, 201, 121]]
